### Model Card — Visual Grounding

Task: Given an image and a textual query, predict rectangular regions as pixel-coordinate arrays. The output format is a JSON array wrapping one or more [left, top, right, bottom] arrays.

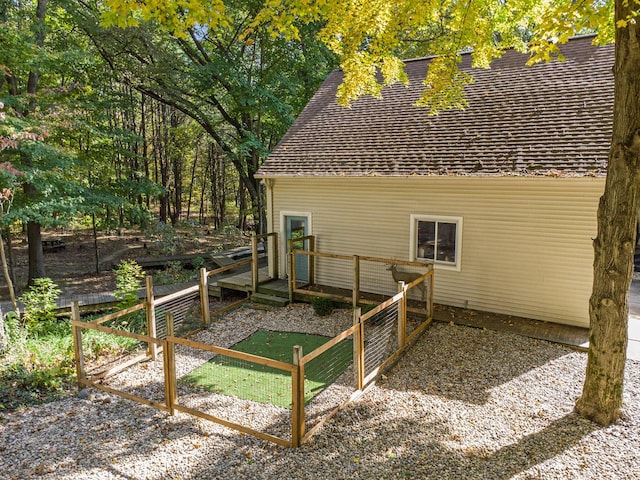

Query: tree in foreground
[[103, 0, 637, 425]]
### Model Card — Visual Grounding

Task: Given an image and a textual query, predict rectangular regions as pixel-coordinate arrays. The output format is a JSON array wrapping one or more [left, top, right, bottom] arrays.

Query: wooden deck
[[213, 266, 272, 293]]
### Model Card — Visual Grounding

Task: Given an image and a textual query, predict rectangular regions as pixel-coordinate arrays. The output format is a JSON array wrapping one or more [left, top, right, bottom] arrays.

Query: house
[[256, 36, 614, 328]]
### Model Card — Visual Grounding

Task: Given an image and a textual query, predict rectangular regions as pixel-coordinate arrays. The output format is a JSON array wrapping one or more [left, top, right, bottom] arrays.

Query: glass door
[[285, 215, 309, 283]]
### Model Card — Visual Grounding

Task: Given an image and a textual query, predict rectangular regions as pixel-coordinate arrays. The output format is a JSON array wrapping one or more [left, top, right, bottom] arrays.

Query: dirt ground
[[0, 225, 251, 299]]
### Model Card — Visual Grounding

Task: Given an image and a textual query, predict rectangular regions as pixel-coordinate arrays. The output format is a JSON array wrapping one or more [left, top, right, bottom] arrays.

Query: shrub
[[0, 328, 77, 410], [191, 256, 205, 270], [113, 260, 145, 309], [1, 311, 26, 356], [149, 221, 184, 255], [154, 260, 193, 286], [82, 329, 140, 358], [20, 278, 62, 337], [0, 313, 139, 412], [311, 296, 333, 316], [0, 363, 70, 409], [360, 304, 376, 314]]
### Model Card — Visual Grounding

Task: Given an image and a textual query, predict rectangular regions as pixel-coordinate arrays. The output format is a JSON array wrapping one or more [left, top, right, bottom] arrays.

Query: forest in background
[[0, 0, 338, 289], [0, 0, 340, 409]]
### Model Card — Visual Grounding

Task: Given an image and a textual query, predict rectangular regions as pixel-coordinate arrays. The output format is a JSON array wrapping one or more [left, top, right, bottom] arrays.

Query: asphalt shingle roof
[[257, 36, 613, 178]]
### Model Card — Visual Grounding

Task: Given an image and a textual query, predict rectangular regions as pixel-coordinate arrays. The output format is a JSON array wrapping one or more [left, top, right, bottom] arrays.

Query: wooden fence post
[[352, 256, 360, 308], [251, 233, 259, 293], [146, 276, 157, 360], [398, 282, 407, 349], [71, 301, 85, 390], [292, 345, 304, 447], [308, 236, 315, 285], [428, 269, 434, 320], [164, 312, 177, 415], [288, 242, 296, 304], [200, 267, 210, 325], [272, 233, 279, 279], [353, 307, 364, 390]]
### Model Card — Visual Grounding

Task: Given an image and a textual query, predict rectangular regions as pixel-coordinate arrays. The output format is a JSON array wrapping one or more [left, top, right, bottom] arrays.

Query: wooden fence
[[71, 244, 434, 448], [71, 259, 254, 409], [287, 236, 434, 317]]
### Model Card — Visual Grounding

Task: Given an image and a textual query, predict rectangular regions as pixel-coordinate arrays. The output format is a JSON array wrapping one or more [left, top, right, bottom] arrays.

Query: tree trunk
[[23, 0, 47, 285], [4, 227, 16, 286], [169, 109, 182, 225], [92, 212, 100, 274], [0, 232, 19, 314], [200, 155, 209, 225], [141, 94, 151, 210], [209, 144, 226, 229], [186, 145, 199, 220], [158, 104, 170, 224], [236, 182, 247, 231], [26, 220, 45, 285], [575, 13, 640, 425], [0, 305, 6, 355]]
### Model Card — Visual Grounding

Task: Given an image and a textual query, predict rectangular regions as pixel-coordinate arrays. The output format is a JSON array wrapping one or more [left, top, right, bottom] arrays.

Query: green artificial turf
[[181, 330, 352, 408]]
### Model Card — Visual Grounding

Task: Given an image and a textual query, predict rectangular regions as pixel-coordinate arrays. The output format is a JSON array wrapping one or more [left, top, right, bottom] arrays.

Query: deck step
[[208, 283, 222, 298], [251, 292, 289, 307], [256, 279, 290, 298]]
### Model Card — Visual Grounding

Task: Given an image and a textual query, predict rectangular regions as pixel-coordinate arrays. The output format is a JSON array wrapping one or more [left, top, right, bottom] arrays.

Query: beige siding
[[267, 176, 604, 327]]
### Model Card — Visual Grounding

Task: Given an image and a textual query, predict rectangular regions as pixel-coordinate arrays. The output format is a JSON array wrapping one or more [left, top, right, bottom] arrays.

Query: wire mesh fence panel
[[302, 332, 357, 434], [97, 307, 148, 336], [155, 291, 201, 339], [358, 259, 398, 302], [96, 346, 168, 407], [405, 272, 433, 339], [79, 305, 150, 377], [76, 317, 167, 408], [312, 254, 353, 296], [175, 341, 294, 443], [362, 302, 400, 381], [80, 327, 149, 378]]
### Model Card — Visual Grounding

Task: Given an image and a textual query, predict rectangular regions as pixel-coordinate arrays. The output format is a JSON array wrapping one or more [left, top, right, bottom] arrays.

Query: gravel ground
[[0, 304, 638, 480]]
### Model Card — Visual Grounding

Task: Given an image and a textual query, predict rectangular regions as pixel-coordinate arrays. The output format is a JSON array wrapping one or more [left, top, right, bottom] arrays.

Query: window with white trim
[[410, 215, 462, 270]]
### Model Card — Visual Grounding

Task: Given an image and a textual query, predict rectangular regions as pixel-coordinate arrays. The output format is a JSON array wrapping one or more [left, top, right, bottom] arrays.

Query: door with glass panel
[[285, 215, 309, 283]]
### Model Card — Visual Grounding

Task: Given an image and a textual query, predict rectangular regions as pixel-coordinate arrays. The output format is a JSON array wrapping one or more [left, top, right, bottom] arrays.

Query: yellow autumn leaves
[[100, 0, 635, 113]]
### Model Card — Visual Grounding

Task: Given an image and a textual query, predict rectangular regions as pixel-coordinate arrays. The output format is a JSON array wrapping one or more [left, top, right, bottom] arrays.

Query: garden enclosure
[[72, 233, 434, 447]]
